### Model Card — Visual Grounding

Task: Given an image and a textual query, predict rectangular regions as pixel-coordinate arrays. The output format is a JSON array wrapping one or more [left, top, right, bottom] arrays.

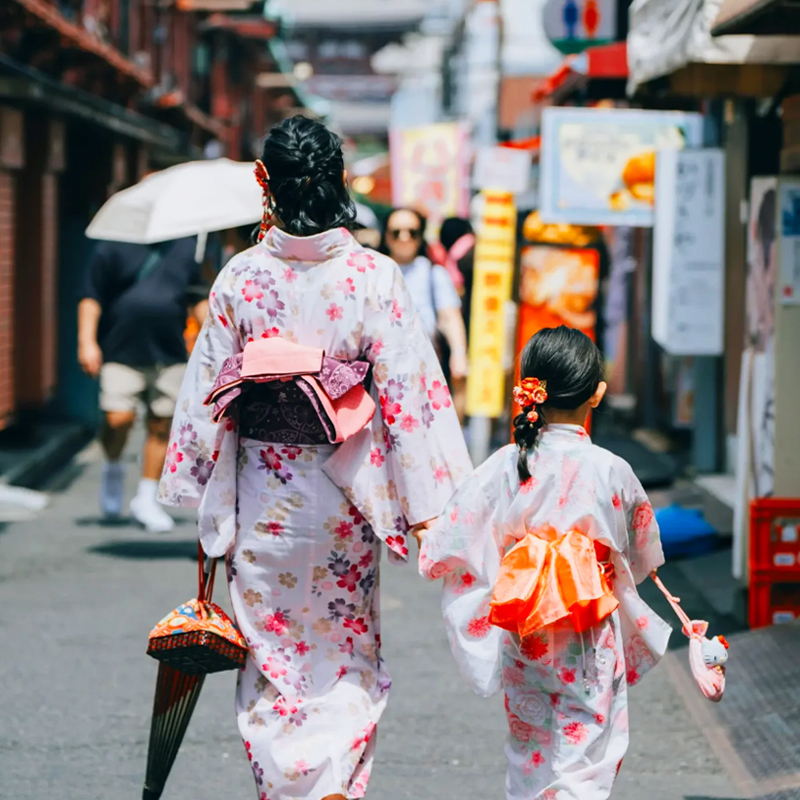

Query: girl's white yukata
[[158, 226, 472, 800], [419, 424, 672, 800]]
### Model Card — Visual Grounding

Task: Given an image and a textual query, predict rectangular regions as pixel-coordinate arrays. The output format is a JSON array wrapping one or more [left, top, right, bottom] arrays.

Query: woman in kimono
[[418, 327, 671, 800], [158, 116, 472, 800]]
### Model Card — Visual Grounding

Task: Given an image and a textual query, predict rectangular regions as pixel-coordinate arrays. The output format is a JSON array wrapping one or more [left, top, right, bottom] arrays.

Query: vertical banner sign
[[389, 122, 471, 237], [651, 148, 726, 355], [466, 191, 517, 418]]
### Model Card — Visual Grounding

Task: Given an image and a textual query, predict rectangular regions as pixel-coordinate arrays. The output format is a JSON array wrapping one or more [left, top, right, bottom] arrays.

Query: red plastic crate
[[749, 577, 800, 628], [750, 498, 800, 575]]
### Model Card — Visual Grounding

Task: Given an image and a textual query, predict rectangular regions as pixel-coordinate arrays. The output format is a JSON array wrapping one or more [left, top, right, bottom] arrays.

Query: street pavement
[[0, 440, 744, 800]]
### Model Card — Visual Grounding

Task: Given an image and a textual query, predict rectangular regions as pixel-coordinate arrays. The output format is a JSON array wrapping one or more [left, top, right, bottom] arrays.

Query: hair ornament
[[254, 159, 269, 191], [514, 377, 548, 410]]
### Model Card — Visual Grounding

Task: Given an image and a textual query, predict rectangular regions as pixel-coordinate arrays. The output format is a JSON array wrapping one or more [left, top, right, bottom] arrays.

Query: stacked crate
[[749, 498, 800, 628]]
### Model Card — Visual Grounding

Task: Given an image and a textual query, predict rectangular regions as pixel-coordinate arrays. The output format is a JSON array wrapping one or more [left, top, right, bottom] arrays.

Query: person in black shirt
[[78, 237, 208, 531]]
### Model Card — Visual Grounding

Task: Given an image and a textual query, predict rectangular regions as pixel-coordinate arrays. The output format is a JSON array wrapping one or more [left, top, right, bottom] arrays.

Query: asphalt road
[[0, 441, 742, 800]]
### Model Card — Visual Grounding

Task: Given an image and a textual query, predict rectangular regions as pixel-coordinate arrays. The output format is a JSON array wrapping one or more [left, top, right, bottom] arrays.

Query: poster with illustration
[[513, 245, 600, 431], [733, 177, 777, 579], [389, 122, 471, 237], [538, 108, 703, 227]]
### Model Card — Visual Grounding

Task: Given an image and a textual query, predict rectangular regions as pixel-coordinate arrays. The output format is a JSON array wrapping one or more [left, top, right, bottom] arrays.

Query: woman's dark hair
[[514, 326, 604, 482], [440, 217, 473, 252], [260, 115, 356, 237], [757, 188, 776, 272], [380, 207, 427, 258]]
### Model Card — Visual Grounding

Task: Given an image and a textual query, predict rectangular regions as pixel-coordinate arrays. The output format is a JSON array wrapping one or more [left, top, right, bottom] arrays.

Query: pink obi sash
[[204, 338, 375, 445], [489, 526, 619, 637]]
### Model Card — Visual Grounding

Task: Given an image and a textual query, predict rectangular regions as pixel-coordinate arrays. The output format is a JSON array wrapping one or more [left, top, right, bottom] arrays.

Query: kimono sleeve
[[158, 277, 241, 508], [363, 261, 472, 526], [418, 450, 510, 697], [616, 458, 665, 584]]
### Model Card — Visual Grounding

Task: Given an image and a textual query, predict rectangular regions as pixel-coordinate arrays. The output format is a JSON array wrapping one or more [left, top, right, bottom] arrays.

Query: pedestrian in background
[[382, 207, 468, 421], [78, 237, 208, 532]]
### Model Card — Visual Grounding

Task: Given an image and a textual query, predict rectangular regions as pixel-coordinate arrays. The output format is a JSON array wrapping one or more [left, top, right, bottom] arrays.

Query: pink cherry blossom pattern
[[326, 304, 344, 322], [347, 252, 376, 273], [428, 380, 452, 410]]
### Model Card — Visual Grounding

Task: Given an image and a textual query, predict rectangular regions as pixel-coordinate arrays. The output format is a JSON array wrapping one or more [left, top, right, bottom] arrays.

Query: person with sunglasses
[[382, 208, 468, 421]]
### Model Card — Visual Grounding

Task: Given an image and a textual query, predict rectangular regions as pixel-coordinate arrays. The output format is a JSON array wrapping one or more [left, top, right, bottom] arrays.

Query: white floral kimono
[[158, 226, 472, 800], [419, 425, 671, 800]]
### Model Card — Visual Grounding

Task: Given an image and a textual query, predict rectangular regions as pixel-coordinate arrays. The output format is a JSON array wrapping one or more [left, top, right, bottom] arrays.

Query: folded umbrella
[[143, 544, 248, 800], [86, 159, 263, 245]]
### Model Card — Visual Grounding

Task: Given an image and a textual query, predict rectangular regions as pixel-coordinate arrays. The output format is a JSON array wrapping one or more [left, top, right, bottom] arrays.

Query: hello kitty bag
[[651, 572, 728, 702]]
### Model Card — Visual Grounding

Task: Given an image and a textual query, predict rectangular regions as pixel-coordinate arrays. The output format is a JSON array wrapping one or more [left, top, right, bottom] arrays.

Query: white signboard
[[473, 146, 532, 194], [652, 148, 726, 356], [779, 182, 800, 305]]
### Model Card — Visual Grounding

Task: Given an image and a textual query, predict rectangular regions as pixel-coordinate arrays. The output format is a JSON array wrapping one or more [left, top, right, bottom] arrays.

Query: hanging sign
[[389, 122, 471, 237], [651, 148, 726, 356], [542, 0, 617, 54], [466, 191, 518, 418]]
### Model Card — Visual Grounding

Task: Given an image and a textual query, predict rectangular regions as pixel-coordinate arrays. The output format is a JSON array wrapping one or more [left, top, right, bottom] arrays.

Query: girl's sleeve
[[363, 261, 473, 526], [617, 459, 665, 584], [418, 454, 509, 697], [158, 274, 241, 508]]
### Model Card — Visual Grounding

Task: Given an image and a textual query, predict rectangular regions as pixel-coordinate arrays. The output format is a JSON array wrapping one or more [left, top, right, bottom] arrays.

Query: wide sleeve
[[158, 272, 241, 509], [418, 452, 510, 697], [364, 261, 472, 524], [616, 459, 665, 584]]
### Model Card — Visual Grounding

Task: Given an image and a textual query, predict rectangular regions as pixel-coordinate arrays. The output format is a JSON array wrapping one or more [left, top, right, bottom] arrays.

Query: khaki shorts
[[99, 362, 186, 418]]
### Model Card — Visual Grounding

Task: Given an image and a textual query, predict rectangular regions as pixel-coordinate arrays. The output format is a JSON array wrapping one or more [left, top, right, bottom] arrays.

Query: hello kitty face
[[702, 635, 730, 667]]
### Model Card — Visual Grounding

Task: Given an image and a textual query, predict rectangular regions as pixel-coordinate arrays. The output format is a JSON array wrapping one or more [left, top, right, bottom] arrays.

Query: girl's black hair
[[380, 207, 428, 258], [260, 115, 356, 237], [514, 326, 604, 482]]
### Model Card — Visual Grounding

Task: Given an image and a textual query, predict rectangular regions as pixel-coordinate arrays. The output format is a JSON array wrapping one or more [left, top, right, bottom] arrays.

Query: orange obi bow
[[489, 527, 619, 637]]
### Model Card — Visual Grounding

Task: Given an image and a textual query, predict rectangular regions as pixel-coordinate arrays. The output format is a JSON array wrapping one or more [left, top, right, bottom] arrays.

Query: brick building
[[0, 0, 294, 439]]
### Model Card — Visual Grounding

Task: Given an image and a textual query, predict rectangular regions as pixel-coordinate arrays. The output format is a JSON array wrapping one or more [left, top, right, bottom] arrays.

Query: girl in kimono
[[158, 116, 472, 800], [418, 326, 671, 800]]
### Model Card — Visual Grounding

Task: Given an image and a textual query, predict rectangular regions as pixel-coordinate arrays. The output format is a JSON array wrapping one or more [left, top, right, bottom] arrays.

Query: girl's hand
[[411, 518, 436, 546]]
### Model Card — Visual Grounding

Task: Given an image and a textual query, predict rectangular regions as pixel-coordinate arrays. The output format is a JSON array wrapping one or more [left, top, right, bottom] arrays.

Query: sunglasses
[[389, 227, 422, 240]]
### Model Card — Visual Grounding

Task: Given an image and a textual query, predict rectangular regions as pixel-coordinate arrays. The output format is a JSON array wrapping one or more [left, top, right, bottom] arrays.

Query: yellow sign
[[466, 190, 517, 418]]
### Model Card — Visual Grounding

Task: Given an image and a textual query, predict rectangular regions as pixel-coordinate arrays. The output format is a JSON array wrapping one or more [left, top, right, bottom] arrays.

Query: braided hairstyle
[[260, 116, 356, 237], [514, 326, 604, 482]]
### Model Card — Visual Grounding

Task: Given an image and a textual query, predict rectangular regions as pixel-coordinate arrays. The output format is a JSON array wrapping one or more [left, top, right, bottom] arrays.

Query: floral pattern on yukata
[[158, 227, 472, 800], [419, 425, 671, 800]]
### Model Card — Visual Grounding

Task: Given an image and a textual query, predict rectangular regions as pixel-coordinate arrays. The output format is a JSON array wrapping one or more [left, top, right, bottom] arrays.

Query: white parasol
[[85, 159, 263, 258]]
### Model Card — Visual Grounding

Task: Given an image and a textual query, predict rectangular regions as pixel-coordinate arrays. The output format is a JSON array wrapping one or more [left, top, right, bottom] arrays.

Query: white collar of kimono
[[538, 423, 592, 445], [262, 226, 355, 262]]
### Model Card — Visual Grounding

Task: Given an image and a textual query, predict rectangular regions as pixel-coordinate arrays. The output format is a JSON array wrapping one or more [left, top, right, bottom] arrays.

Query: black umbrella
[[142, 545, 248, 800], [143, 665, 206, 800]]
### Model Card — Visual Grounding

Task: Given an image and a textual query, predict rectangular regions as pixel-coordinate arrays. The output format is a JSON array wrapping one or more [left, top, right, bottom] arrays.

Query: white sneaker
[[130, 479, 174, 533], [100, 462, 126, 519]]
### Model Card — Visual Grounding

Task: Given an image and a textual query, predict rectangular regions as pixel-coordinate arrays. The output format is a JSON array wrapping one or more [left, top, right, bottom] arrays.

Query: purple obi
[[204, 339, 375, 446]]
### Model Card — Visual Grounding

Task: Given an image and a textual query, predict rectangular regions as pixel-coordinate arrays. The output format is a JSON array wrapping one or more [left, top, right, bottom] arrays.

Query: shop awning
[[532, 42, 628, 102], [201, 14, 278, 38], [711, 0, 800, 36], [8, 0, 152, 87], [0, 54, 187, 154], [628, 0, 800, 94], [176, 0, 253, 9]]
